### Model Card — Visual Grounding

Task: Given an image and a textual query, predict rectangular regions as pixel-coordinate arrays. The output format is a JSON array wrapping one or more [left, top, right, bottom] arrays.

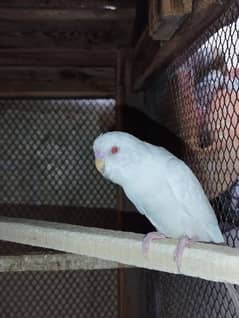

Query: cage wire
[[0, 98, 119, 317], [141, 2, 239, 318], [0, 270, 118, 318], [167, 2, 239, 248], [1, 98, 117, 208]]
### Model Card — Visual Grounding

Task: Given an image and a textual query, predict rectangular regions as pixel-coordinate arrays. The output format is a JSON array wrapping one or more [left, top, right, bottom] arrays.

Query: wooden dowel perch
[[0, 217, 239, 284]]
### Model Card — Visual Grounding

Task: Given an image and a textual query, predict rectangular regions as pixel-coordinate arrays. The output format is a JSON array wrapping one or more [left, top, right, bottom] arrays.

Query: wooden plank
[[0, 66, 114, 79], [0, 50, 116, 67], [0, 0, 135, 9], [133, 27, 159, 89], [149, 0, 192, 40], [133, 0, 233, 90], [0, 8, 135, 21], [0, 89, 113, 98], [0, 20, 133, 34], [0, 23, 133, 49], [0, 217, 239, 284], [0, 253, 124, 272], [0, 67, 115, 96], [159, 0, 192, 15], [0, 3, 135, 48]]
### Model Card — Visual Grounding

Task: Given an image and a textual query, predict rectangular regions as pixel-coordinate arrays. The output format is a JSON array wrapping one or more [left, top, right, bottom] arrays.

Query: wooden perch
[[0, 253, 124, 272], [0, 217, 239, 284]]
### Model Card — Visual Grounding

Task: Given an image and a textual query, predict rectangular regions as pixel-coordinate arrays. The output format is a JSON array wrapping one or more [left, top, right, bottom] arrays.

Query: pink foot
[[174, 236, 193, 273], [142, 231, 166, 255]]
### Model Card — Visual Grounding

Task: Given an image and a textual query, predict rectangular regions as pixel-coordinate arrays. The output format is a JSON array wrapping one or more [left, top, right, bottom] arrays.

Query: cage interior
[[0, 1, 239, 318]]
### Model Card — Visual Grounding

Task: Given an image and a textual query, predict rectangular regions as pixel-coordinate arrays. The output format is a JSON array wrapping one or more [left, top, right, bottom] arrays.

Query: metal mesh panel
[[0, 269, 118, 318], [0, 98, 119, 318], [140, 269, 239, 318], [167, 3, 239, 246], [142, 2, 239, 318], [1, 98, 116, 208]]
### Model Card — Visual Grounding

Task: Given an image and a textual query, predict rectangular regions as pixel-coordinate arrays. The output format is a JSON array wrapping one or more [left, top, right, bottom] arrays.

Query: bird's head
[[93, 131, 145, 185]]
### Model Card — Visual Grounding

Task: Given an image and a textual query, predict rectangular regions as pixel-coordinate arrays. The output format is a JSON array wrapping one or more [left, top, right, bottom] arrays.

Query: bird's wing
[[165, 158, 219, 226], [123, 186, 147, 216]]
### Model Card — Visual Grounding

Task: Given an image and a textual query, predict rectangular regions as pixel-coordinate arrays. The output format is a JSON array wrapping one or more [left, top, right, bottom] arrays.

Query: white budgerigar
[[93, 131, 224, 270]]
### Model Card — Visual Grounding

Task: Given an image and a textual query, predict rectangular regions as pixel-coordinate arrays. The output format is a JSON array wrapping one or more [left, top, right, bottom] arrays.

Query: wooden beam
[[0, 67, 115, 97], [0, 24, 133, 49], [0, 253, 125, 272], [0, 2, 135, 49], [0, 21, 133, 34], [0, 0, 135, 9], [0, 217, 239, 284], [133, 27, 159, 88], [149, 0, 192, 40], [0, 50, 116, 67], [0, 8, 135, 21], [0, 2, 135, 48], [0, 90, 112, 98], [133, 0, 233, 90]]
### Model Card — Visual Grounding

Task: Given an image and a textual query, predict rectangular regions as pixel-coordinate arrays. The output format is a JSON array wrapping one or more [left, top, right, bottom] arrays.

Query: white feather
[[93, 132, 224, 243]]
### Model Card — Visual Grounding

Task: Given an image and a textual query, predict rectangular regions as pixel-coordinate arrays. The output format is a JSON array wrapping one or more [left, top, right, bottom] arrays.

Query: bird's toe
[[142, 231, 166, 256]]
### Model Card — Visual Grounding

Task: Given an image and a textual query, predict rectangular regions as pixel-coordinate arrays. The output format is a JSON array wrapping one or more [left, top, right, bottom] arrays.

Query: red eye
[[111, 146, 119, 154]]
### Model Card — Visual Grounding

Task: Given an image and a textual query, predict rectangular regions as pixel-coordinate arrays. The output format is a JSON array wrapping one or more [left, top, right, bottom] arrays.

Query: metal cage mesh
[[0, 269, 118, 318], [140, 2, 239, 318], [0, 98, 119, 318], [1, 98, 117, 208], [167, 3, 239, 247], [141, 2, 239, 318], [141, 269, 239, 318]]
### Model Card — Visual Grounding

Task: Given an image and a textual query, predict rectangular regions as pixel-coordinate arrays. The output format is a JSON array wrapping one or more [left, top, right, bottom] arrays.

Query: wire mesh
[[0, 98, 119, 318], [167, 3, 239, 246], [1, 98, 116, 208], [140, 269, 239, 318], [0, 269, 118, 318], [142, 2, 239, 317]]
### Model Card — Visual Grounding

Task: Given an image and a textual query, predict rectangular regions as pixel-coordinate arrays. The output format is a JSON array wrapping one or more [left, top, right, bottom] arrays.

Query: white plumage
[[93, 131, 224, 244]]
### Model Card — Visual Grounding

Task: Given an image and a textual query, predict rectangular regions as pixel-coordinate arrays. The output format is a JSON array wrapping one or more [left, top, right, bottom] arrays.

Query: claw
[[142, 231, 166, 256], [174, 236, 193, 273], [142, 233, 194, 273]]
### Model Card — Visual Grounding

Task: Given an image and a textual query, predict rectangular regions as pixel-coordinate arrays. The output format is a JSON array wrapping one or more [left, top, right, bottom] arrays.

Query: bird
[[93, 131, 224, 271]]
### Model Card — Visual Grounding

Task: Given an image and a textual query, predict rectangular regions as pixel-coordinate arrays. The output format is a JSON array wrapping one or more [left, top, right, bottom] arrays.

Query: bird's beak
[[95, 158, 105, 173]]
